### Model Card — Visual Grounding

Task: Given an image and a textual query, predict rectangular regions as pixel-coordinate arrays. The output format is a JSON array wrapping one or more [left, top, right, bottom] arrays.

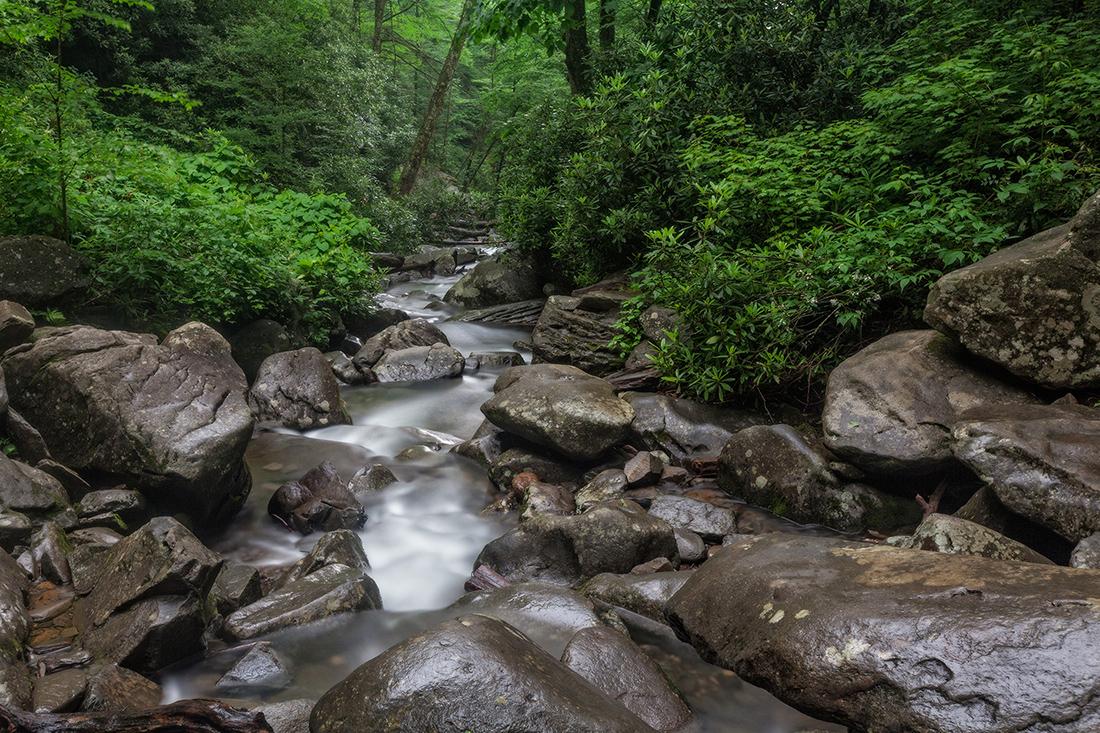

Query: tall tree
[[372, 0, 384, 51], [598, 0, 614, 52], [562, 0, 591, 94], [397, 0, 476, 194]]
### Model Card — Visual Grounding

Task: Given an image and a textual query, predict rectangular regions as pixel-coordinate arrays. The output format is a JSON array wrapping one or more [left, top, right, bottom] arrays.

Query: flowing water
[[161, 260, 842, 733]]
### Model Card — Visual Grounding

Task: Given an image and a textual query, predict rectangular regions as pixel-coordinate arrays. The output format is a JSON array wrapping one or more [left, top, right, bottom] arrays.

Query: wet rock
[[2, 324, 254, 525], [254, 698, 313, 733], [562, 625, 691, 731], [647, 496, 734, 542], [476, 500, 678, 585], [821, 330, 1036, 476], [624, 451, 666, 487], [35, 459, 89, 502], [449, 582, 604, 657], [0, 235, 89, 307], [85, 517, 222, 626], [249, 348, 351, 430], [230, 319, 293, 383], [1071, 533, 1100, 568], [31, 522, 70, 584], [719, 424, 921, 532], [925, 190, 1100, 389], [347, 464, 397, 500], [465, 351, 525, 370], [622, 391, 765, 462], [343, 307, 410, 340], [953, 402, 1100, 541], [575, 469, 629, 512], [0, 548, 30, 707], [4, 407, 51, 463], [488, 446, 583, 491], [222, 563, 381, 642], [324, 350, 373, 386], [520, 482, 575, 520], [482, 364, 634, 461], [0, 454, 69, 516], [74, 489, 147, 531], [83, 594, 207, 674], [631, 557, 674, 574], [211, 561, 263, 617], [954, 486, 1070, 563], [279, 530, 369, 587], [890, 513, 1053, 564], [372, 344, 465, 383], [667, 533, 1100, 733], [267, 462, 365, 535], [0, 510, 31, 551], [674, 529, 705, 563], [32, 667, 87, 713], [310, 614, 654, 733], [0, 369, 6, 418], [81, 664, 161, 712], [581, 571, 693, 623], [0, 301, 34, 351], [217, 642, 292, 694], [530, 295, 624, 376], [443, 253, 542, 308], [352, 319, 448, 368]]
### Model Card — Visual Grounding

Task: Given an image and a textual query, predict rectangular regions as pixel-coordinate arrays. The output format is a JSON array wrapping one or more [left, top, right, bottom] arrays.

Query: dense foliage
[[496, 0, 1100, 402]]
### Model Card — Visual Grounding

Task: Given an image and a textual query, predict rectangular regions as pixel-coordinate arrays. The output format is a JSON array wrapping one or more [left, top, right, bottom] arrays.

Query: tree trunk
[[397, 0, 476, 195], [598, 0, 615, 53], [645, 0, 661, 32], [372, 0, 385, 52], [0, 700, 272, 733], [563, 0, 591, 95]]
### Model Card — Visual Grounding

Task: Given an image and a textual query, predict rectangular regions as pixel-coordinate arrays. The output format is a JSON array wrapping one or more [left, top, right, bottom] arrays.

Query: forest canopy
[[1, 0, 1097, 402]]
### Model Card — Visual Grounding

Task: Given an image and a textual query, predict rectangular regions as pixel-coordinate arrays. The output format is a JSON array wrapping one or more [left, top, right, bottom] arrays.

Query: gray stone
[[75, 489, 147, 530], [310, 615, 654, 733], [1071, 532, 1100, 568], [279, 529, 370, 588], [530, 295, 624, 376], [719, 424, 921, 532], [953, 402, 1100, 541], [622, 391, 765, 462], [0, 301, 34, 351], [925, 189, 1100, 388], [373, 344, 464, 383], [0, 454, 69, 516], [81, 664, 161, 712], [668, 533, 1100, 733], [890, 513, 1053, 565], [4, 408, 51, 464], [267, 462, 365, 535], [674, 528, 706, 563], [223, 563, 382, 642], [647, 495, 734, 542], [822, 330, 1036, 475], [0, 510, 31, 551], [575, 469, 629, 512], [83, 594, 207, 674], [465, 351, 526, 370], [324, 350, 373, 385], [2, 324, 254, 525], [347, 464, 397, 500], [31, 521, 70, 584], [343, 307, 410, 340], [254, 698, 313, 733], [482, 364, 634, 461], [250, 348, 352, 430], [216, 642, 292, 693], [230, 319, 292, 383], [0, 235, 89, 307], [211, 561, 263, 617], [520, 481, 575, 520], [624, 451, 665, 487], [32, 667, 87, 713], [353, 319, 448, 369], [488, 446, 583, 491], [561, 625, 691, 731], [443, 253, 542, 308], [580, 571, 693, 623]]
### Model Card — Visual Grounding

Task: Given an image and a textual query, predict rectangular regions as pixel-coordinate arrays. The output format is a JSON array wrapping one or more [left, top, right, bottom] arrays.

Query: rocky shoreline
[[0, 197, 1098, 732]]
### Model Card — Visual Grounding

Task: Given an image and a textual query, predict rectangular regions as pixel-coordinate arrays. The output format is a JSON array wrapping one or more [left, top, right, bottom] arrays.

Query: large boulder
[[925, 190, 1100, 389], [952, 402, 1100, 541], [622, 392, 764, 462], [667, 533, 1100, 733], [372, 344, 465, 383], [249, 348, 352, 430], [481, 364, 634, 461], [821, 330, 1036, 476], [229, 319, 292, 383], [82, 594, 207, 675], [530, 295, 624, 376], [890, 513, 1054, 565], [310, 615, 655, 733], [352, 318, 448, 369], [0, 235, 89, 307], [0, 301, 34, 352], [719, 424, 921, 532], [475, 500, 678, 585], [0, 454, 69, 517], [2, 324, 253, 524], [443, 253, 542, 308]]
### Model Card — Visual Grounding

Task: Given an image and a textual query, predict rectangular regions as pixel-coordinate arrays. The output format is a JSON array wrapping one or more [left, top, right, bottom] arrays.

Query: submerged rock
[[310, 615, 655, 733], [821, 330, 1036, 475], [925, 189, 1100, 389], [952, 402, 1100, 541], [482, 364, 634, 461], [2, 324, 254, 525], [249, 348, 352, 430], [667, 533, 1100, 733]]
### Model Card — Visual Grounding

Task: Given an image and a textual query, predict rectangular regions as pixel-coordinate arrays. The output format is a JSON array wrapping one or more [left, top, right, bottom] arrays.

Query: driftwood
[[605, 366, 662, 391], [465, 564, 511, 592], [0, 699, 273, 733]]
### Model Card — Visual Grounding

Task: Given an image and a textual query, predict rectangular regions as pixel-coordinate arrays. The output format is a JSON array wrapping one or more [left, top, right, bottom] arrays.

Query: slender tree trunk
[[598, 0, 615, 53], [563, 0, 592, 95], [397, 0, 475, 195], [53, 0, 69, 242], [372, 0, 385, 52], [645, 0, 661, 33]]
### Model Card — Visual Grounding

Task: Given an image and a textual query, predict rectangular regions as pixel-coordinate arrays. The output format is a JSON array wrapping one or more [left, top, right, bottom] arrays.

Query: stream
[[160, 257, 842, 733]]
